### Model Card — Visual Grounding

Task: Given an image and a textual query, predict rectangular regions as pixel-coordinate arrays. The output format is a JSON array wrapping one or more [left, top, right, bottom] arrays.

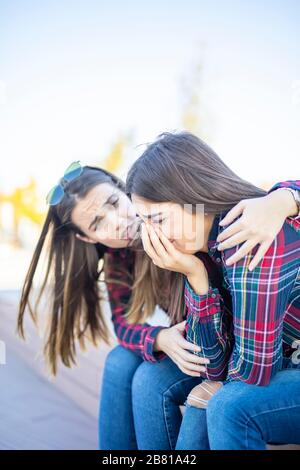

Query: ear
[[75, 233, 96, 244]]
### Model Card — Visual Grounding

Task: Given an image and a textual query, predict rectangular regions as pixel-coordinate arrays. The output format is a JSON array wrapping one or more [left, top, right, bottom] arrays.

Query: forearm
[[268, 180, 300, 218], [112, 311, 167, 361], [268, 186, 299, 218], [184, 279, 232, 381]]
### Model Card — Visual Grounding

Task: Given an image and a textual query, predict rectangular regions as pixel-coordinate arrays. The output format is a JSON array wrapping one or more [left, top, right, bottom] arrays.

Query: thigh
[[132, 355, 203, 404], [132, 356, 203, 450], [207, 369, 300, 448], [102, 344, 144, 386], [99, 345, 143, 450]]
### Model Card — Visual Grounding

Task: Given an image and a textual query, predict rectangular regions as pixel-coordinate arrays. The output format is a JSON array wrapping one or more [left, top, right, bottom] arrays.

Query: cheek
[[169, 212, 198, 246], [159, 213, 178, 240], [121, 197, 136, 218], [97, 225, 118, 241], [91, 229, 129, 248], [163, 213, 187, 240], [87, 229, 107, 244]]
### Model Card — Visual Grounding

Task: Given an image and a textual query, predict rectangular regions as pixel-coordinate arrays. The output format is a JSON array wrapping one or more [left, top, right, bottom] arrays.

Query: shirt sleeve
[[222, 221, 300, 385], [268, 180, 300, 231], [184, 279, 233, 381], [104, 247, 167, 362]]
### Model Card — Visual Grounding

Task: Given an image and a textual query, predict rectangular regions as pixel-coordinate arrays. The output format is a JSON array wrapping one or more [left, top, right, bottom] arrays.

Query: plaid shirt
[[103, 247, 167, 362], [185, 180, 300, 385]]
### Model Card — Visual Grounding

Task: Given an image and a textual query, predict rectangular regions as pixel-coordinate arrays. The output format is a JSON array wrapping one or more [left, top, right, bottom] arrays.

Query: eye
[[94, 216, 103, 231], [110, 196, 119, 207]]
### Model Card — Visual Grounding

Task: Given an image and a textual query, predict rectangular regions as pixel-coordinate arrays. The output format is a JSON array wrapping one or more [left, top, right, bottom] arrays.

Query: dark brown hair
[[126, 131, 266, 211]]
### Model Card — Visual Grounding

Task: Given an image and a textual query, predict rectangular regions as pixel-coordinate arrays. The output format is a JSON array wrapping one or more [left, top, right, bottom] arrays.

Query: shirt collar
[[207, 211, 229, 259]]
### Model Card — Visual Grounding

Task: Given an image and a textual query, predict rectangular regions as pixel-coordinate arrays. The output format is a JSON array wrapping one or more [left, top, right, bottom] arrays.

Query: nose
[[105, 211, 129, 237]]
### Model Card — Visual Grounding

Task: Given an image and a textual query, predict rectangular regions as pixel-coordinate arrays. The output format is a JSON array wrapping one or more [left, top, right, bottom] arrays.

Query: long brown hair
[[126, 131, 266, 211], [17, 166, 126, 374], [125, 131, 267, 324], [126, 252, 185, 326], [18, 165, 177, 375]]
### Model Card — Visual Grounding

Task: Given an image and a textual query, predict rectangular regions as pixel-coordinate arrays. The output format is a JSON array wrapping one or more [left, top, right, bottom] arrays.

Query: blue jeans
[[176, 357, 300, 450], [99, 345, 143, 449], [98, 345, 203, 450]]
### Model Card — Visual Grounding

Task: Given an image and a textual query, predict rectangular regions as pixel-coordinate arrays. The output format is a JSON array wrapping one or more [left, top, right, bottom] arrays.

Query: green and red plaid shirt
[[185, 180, 300, 385]]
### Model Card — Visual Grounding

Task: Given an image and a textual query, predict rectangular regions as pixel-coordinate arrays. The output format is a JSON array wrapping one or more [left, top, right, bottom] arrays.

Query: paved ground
[[0, 346, 98, 450], [0, 290, 114, 450]]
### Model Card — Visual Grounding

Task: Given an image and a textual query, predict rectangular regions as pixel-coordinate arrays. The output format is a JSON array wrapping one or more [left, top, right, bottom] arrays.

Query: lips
[[127, 221, 138, 239], [120, 221, 137, 240]]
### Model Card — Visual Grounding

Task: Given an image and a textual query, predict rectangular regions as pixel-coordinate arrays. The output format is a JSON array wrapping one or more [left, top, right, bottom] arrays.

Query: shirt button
[[211, 293, 216, 298], [216, 257, 221, 263]]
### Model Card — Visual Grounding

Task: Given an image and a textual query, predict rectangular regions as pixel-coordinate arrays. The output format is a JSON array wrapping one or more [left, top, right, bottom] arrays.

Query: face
[[131, 194, 212, 254], [71, 183, 140, 248]]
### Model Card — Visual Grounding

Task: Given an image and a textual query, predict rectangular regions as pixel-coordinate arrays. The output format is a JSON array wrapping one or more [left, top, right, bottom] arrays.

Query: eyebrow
[[88, 192, 118, 230]]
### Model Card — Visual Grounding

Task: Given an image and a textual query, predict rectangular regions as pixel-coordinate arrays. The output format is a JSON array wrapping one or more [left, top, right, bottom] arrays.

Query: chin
[[174, 241, 199, 254], [182, 248, 198, 254]]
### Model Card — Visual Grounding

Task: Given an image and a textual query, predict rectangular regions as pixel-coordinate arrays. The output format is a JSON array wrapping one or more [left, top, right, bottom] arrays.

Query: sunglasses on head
[[46, 161, 83, 206]]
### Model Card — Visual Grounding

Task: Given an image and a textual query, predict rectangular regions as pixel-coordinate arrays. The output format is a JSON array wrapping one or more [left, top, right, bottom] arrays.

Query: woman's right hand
[[154, 321, 210, 377]]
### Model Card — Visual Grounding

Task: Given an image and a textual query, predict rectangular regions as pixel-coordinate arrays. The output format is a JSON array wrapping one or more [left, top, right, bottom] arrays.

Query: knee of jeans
[[206, 386, 241, 428], [185, 387, 208, 410], [131, 361, 159, 402], [104, 345, 142, 382]]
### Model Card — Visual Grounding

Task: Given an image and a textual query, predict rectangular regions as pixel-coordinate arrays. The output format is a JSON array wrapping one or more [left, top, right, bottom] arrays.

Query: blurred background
[[0, 0, 299, 449]]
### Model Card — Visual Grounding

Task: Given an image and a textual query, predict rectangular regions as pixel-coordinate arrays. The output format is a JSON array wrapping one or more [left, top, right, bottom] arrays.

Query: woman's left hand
[[217, 189, 298, 270]]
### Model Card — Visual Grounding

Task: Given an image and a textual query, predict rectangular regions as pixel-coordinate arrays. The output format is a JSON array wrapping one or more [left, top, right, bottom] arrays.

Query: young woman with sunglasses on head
[[17, 159, 299, 450], [126, 131, 300, 450]]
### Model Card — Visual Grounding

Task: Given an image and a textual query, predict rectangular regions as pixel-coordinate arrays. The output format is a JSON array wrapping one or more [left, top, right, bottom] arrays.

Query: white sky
[[0, 0, 299, 199]]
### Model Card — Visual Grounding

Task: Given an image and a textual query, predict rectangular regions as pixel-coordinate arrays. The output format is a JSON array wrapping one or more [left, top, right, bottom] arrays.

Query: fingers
[[146, 224, 168, 260], [155, 225, 177, 256], [179, 367, 202, 377], [217, 230, 252, 251], [173, 352, 207, 376], [177, 347, 210, 366], [248, 242, 270, 271], [177, 335, 202, 353], [141, 223, 160, 262], [219, 201, 244, 227], [216, 218, 243, 243], [175, 320, 187, 332], [225, 239, 258, 266], [147, 224, 178, 263]]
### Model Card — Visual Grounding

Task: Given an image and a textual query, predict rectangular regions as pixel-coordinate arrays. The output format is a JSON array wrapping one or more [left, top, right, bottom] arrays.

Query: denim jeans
[[98, 345, 202, 450], [176, 357, 300, 450], [99, 345, 143, 449]]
